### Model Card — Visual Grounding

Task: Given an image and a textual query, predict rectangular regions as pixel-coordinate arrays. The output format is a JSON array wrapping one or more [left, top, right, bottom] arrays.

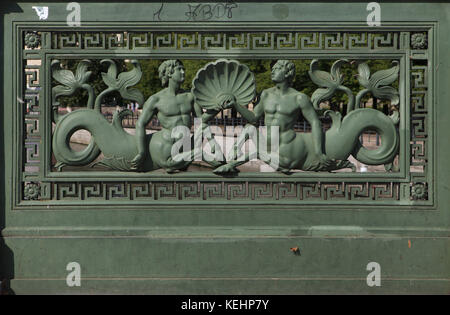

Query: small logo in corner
[[32, 6, 49, 20]]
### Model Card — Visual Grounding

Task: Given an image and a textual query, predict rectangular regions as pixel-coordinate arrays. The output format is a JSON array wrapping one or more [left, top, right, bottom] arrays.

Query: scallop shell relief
[[192, 59, 256, 111]]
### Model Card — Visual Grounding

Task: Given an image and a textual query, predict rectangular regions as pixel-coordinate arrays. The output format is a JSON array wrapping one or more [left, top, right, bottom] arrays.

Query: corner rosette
[[411, 183, 427, 200], [24, 182, 41, 200], [24, 32, 41, 49]]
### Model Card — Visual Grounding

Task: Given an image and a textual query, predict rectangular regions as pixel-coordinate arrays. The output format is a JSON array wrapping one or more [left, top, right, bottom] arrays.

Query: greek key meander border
[[13, 22, 435, 209]]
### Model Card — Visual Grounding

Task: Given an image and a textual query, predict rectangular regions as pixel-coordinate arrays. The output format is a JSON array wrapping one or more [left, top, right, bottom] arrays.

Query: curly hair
[[158, 59, 183, 87], [273, 60, 295, 85]]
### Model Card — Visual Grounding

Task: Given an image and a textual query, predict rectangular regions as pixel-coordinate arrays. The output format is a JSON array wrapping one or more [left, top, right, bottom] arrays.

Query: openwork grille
[[16, 25, 434, 208], [49, 31, 401, 50]]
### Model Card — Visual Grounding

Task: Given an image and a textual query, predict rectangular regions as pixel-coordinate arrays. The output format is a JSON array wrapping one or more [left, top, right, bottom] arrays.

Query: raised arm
[[131, 95, 158, 170], [298, 94, 324, 157], [190, 95, 225, 159], [231, 91, 265, 125], [192, 97, 219, 140], [192, 99, 203, 119]]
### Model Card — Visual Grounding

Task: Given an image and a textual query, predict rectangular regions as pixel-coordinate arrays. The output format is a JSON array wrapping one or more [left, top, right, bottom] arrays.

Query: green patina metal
[[51, 57, 400, 174], [15, 25, 428, 206], [215, 59, 399, 173], [1, 1, 448, 294]]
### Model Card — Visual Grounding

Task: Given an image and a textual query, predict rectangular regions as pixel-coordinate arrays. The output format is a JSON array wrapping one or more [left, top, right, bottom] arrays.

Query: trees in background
[[56, 58, 397, 116]]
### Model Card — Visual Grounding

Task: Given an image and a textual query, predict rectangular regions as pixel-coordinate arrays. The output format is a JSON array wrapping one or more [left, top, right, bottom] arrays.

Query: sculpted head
[[158, 59, 185, 87], [272, 60, 295, 85]]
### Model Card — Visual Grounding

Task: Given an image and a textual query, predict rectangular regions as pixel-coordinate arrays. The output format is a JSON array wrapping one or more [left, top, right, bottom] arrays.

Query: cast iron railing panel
[[14, 24, 434, 208]]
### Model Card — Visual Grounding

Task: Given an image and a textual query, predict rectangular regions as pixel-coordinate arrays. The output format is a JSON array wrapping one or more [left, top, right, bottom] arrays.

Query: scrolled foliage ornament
[[52, 59, 93, 105], [356, 61, 400, 108], [51, 59, 95, 125], [99, 59, 144, 108], [309, 59, 355, 113]]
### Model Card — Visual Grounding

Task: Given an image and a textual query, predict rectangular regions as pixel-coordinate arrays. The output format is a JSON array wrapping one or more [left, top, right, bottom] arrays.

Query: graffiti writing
[[185, 2, 238, 21], [153, 3, 164, 21]]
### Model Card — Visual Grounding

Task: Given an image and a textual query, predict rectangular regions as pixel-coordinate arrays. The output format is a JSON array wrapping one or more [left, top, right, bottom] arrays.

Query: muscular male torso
[[151, 89, 195, 142], [260, 87, 303, 145]]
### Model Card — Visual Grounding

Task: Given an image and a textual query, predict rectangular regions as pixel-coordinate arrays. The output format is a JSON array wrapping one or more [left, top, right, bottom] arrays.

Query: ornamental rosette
[[411, 183, 427, 200], [24, 32, 41, 49], [411, 33, 427, 49], [24, 183, 41, 200]]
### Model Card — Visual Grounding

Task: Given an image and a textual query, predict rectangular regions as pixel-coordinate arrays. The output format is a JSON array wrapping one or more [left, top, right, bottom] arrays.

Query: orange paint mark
[[408, 240, 411, 248], [290, 247, 300, 255]]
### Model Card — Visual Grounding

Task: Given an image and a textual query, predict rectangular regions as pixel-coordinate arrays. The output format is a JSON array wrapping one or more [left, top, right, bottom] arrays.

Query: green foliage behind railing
[[56, 58, 397, 114]]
